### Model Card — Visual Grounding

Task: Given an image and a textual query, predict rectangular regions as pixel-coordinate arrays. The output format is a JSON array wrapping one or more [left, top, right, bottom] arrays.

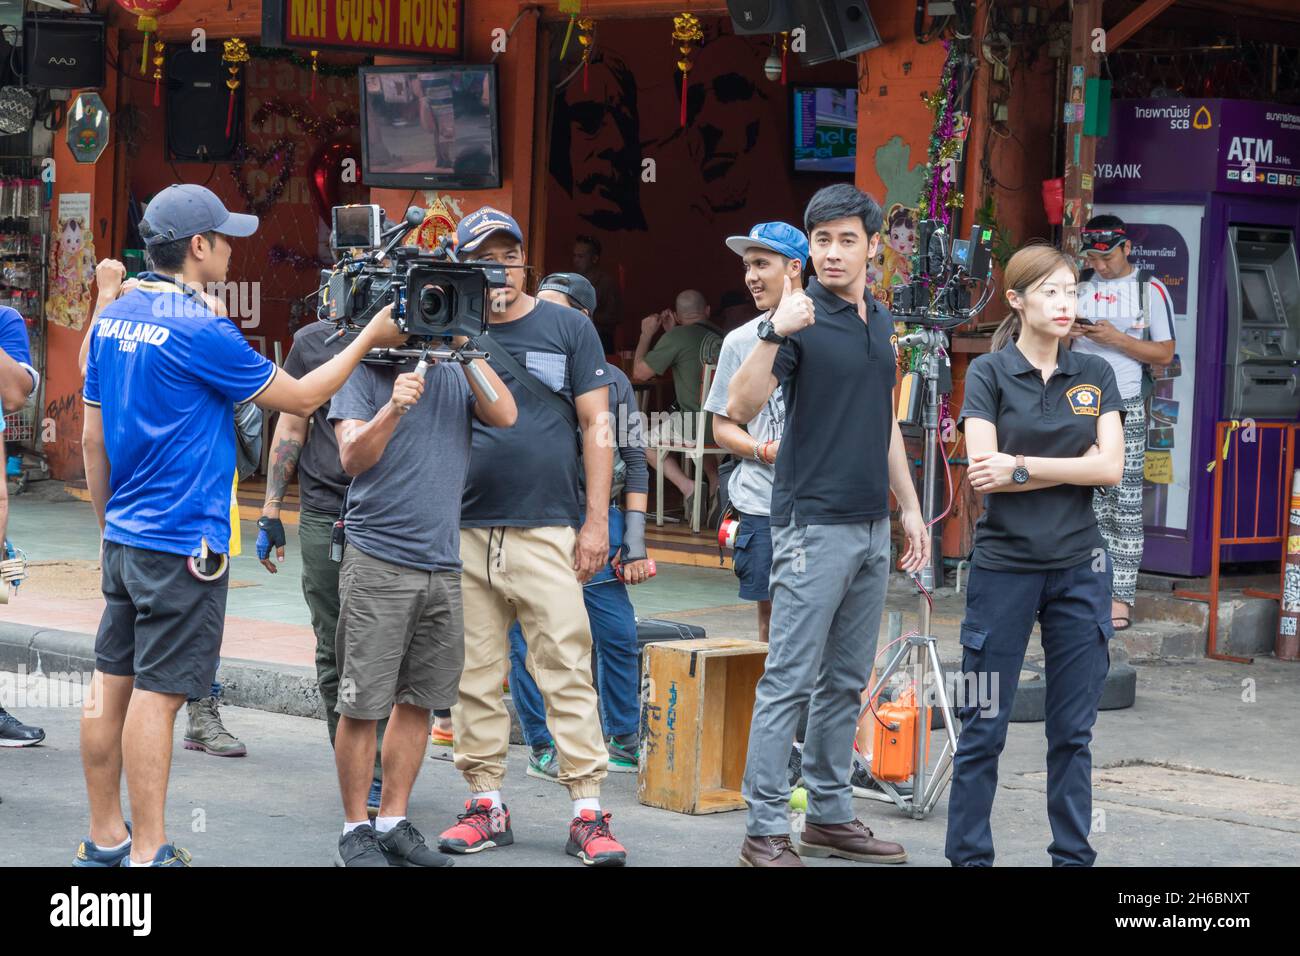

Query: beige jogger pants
[[453, 525, 608, 799]]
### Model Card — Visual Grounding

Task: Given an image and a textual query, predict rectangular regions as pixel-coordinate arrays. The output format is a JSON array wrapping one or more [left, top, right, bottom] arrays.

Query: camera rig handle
[[376, 342, 500, 403]]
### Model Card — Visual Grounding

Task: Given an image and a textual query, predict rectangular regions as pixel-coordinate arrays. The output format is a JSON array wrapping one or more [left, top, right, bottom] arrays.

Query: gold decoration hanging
[[672, 13, 703, 128], [577, 18, 595, 92], [222, 38, 250, 137], [151, 38, 165, 106]]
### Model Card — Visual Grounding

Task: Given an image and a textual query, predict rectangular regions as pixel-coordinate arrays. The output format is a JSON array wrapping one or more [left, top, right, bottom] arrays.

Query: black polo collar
[[1001, 341, 1081, 378], [807, 276, 876, 317]]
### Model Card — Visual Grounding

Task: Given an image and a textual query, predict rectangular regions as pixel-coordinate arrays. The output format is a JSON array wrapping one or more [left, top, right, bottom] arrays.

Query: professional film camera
[[318, 204, 505, 386], [891, 219, 996, 327]]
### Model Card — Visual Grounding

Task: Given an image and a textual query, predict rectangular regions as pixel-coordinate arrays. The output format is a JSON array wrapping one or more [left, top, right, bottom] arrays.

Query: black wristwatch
[[756, 318, 787, 344], [1012, 454, 1030, 485]]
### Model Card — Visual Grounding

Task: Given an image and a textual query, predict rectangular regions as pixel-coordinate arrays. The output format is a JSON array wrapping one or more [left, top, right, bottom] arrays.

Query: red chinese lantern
[[115, 1, 184, 75]]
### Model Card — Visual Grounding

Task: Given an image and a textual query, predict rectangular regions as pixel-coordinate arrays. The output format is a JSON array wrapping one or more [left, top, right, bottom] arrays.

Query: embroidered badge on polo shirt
[[1067, 384, 1101, 416]]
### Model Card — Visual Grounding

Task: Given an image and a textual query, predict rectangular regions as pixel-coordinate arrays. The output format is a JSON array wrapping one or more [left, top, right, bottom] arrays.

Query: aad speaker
[[797, 0, 883, 66], [22, 14, 106, 89], [726, 0, 802, 35]]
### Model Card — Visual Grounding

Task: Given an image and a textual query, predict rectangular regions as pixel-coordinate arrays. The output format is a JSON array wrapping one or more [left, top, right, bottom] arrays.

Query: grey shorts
[[95, 540, 228, 699], [335, 544, 465, 720]]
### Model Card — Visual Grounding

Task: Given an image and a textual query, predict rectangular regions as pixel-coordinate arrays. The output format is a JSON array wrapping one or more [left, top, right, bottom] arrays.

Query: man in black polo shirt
[[727, 184, 928, 868]]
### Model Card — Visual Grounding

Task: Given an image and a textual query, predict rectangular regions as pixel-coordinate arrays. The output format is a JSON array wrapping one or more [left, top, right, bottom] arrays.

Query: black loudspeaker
[[797, 0, 883, 66], [22, 14, 106, 89], [166, 46, 242, 162], [726, 0, 801, 35]]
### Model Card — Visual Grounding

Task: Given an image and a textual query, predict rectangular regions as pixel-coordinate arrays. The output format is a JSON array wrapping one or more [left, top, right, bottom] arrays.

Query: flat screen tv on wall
[[791, 85, 857, 175], [359, 64, 501, 190]]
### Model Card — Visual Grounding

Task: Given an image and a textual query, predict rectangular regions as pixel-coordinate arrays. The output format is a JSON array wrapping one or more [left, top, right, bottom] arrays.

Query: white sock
[[342, 820, 369, 835], [374, 815, 405, 833], [472, 790, 503, 809], [573, 797, 601, 817], [99, 835, 130, 852]]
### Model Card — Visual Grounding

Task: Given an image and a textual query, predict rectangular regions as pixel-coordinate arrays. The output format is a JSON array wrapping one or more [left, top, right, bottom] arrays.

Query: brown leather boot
[[739, 834, 805, 867], [797, 818, 907, 863]]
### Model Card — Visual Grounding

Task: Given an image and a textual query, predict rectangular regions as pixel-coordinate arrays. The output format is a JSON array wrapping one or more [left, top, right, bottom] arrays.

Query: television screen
[[359, 64, 501, 190], [792, 86, 857, 174]]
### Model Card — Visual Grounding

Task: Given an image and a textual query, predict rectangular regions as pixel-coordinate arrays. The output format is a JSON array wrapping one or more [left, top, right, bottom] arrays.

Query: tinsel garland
[[269, 245, 329, 271], [248, 45, 365, 77], [230, 141, 296, 215], [228, 101, 359, 215], [918, 41, 965, 230]]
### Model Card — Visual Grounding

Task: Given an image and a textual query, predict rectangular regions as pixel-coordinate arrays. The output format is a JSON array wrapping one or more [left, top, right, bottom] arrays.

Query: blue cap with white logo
[[456, 206, 525, 254], [724, 221, 809, 263], [139, 184, 259, 247]]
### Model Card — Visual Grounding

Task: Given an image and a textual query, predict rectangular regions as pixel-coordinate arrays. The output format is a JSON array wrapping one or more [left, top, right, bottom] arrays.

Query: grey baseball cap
[[538, 272, 597, 316], [139, 184, 259, 247]]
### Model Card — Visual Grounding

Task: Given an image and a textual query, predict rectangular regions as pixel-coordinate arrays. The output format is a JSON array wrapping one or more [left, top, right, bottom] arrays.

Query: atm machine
[[1223, 226, 1300, 419], [1094, 99, 1300, 576]]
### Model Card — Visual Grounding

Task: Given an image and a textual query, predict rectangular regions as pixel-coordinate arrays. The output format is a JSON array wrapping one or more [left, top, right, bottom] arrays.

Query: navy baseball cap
[[538, 272, 597, 315], [725, 221, 809, 263], [140, 184, 259, 247], [457, 206, 524, 254]]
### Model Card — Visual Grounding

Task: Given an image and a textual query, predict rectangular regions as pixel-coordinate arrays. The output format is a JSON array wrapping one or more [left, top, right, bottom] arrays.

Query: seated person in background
[[631, 289, 724, 521], [718, 288, 758, 332], [508, 272, 652, 780]]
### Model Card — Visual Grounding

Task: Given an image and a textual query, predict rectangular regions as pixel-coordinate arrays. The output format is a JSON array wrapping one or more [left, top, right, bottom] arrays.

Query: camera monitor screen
[[792, 86, 857, 174], [332, 205, 382, 250], [360, 64, 501, 190]]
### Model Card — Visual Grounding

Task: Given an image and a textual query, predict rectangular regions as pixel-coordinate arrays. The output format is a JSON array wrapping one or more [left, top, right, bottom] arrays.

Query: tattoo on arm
[[266, 437, 303, 506]]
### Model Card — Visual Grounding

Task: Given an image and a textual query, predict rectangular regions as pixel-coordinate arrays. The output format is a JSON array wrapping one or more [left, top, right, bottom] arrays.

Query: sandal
[[1111, 616, 1132, 631]]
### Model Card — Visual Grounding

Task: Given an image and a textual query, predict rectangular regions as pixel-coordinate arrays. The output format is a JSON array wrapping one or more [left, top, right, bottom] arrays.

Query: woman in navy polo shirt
[[946, 244, 1125, 867]]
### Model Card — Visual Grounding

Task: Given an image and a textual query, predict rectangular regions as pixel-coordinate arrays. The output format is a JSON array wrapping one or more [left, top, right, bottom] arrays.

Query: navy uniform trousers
[[944, 556, 1114, 866]]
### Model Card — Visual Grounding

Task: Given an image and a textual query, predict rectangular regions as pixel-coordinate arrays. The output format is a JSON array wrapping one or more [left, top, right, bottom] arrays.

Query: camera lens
[[418, 283, 448, 321]]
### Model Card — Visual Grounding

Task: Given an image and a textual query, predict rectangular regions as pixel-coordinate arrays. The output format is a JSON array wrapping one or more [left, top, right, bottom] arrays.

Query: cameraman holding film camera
[[327, 284, 514, 868]]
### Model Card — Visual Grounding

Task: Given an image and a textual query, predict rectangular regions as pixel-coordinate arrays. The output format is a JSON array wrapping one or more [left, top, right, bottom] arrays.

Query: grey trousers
[[741, 518, 891, 835]]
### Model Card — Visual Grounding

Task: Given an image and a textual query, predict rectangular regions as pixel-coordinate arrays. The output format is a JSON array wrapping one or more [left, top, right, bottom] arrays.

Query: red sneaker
[[566, 809, 627, 867], [437, 799, 514, 854]]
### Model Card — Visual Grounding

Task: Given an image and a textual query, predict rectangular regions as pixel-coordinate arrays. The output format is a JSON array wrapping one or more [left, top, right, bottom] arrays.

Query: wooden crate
[[637, 638, 769, 815]]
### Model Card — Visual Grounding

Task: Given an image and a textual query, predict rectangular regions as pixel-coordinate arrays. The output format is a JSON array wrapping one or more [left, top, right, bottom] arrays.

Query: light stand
[[858, 326, 960, 818]]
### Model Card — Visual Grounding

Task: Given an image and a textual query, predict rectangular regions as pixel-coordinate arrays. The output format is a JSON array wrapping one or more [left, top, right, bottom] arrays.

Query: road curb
[[0, 622, 528, 744]]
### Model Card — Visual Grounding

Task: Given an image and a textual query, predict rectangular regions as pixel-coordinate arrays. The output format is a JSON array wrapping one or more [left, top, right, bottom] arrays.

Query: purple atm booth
[[1094, 99, 1300, 576]]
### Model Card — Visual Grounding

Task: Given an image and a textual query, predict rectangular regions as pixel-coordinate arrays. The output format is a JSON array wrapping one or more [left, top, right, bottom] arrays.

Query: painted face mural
[[550, 51, 647, 231]]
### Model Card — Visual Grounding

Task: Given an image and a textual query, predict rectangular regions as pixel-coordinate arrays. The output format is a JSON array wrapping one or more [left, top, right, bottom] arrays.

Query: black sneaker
[[334, 824, 391, 867], [787, 745, 803, 788], [377, 820, 454, 868], [0, 708, 44, 747]]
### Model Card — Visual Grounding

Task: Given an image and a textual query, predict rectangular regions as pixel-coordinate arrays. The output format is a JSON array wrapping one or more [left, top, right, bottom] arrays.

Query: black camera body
[[320, 204, 507, 343], [892, 220, 995, 329], [322, 248, 504, 341]]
